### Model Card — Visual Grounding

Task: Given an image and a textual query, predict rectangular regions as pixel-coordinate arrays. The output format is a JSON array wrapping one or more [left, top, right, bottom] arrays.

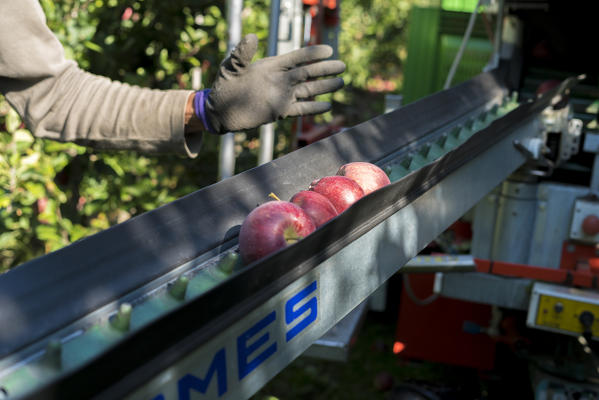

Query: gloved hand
[[201, 34, 345, 134]]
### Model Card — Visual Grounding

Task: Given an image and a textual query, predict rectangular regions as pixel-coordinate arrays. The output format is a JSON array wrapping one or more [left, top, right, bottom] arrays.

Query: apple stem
[[268, 192, 282, 201], [285, 234, 303, 244], [283, 226, 303, 244]]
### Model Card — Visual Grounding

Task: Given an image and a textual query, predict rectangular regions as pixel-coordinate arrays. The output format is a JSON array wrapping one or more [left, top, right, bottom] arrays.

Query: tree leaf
[[13, 129, 33, 143], [84, 40, 103, 53], [103, 156, 125, 176], [5, 109, 21, 133]]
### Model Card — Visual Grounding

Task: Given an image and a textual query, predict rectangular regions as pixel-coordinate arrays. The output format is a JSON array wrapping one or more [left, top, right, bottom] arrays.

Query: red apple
[[336, 162, 390, 195], [309, 176, 364, 213], [238, 201, 316, 264], [290, 190, 338, 228]]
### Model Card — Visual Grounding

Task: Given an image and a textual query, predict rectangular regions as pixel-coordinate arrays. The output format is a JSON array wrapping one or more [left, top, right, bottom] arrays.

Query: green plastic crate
[[442, 0, 479, 12], [437, 35, 493, 88], [402, 4, 493, 104]]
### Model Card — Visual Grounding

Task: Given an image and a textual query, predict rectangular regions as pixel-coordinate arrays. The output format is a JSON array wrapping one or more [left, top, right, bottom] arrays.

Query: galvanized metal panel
[[435, 272, 533, 310], [491, 181, 539, 264], [471, 186, 500, 259], [528, 183, 589, 268]]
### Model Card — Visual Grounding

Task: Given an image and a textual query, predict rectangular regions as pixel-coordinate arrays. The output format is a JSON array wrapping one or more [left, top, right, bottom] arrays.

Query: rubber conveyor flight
[[0, 70, 577, 399]]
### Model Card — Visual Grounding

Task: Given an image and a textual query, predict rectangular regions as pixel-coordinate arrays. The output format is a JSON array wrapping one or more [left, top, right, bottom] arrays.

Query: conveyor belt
[[0, 71, 578, 399]]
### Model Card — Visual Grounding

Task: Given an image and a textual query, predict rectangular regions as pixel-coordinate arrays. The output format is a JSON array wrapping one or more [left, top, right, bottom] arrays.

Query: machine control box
[[527, 282, 599, 340]]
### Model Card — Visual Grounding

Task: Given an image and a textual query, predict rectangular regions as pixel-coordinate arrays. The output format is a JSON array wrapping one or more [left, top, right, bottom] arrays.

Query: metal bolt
[[110, 303, 132, 332], [41, 339, 62, 370], [168, 276, 190, 301]]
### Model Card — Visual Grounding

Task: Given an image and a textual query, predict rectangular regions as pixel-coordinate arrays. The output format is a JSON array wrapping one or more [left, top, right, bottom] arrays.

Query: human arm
[[0, 0, 202, 157], [0, 1, 345, 158]]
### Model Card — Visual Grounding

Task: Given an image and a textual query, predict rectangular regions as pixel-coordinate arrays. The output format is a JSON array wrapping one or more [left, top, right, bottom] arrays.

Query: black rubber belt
[[11, 73, 579, 399]]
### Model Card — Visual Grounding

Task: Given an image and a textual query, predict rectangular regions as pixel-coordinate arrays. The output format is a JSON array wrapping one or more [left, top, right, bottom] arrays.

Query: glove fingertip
[[237, 34, 258, 65], [303, 45, 334, 63], [288, 101, 331, 118], [318, 44, 334, 59]]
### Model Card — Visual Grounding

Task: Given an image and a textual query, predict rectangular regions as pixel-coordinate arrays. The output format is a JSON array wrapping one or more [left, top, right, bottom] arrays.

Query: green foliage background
[[1, 0, 411, 272]]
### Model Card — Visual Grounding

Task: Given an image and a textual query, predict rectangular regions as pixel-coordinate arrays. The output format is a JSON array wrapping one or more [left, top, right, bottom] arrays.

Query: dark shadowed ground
[[251, 310, 489, 400]]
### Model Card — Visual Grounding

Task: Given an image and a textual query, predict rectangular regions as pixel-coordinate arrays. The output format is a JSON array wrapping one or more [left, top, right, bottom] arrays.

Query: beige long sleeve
[[0, 0, 201, 157]]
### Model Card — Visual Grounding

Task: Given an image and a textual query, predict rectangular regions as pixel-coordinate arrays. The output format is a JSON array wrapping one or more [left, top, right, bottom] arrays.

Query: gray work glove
[[204, 34, 345, 134]]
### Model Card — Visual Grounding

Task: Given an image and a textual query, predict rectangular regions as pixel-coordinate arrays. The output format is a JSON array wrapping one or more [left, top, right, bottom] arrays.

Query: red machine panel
[[395, 273, 496, 370]]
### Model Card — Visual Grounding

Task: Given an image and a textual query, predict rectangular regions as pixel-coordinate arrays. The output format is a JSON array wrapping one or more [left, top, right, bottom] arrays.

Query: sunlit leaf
[[103, 156, 125, 176], [20, 152, 40, 167], [70, 224, 91, 242], [84, 40, 103, 53], [5, 109, 21, 133], [24, 182, 45, 198], [13, 129, 34, 143]]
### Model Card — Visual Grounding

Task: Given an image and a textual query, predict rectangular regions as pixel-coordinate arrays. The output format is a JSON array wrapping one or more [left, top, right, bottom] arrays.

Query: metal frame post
[[219, 0, 244, 180], [258, 0, 282, 166]]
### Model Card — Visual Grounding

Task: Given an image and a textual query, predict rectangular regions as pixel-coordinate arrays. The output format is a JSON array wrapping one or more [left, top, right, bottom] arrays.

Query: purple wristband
[[194, 89, 216, 134]]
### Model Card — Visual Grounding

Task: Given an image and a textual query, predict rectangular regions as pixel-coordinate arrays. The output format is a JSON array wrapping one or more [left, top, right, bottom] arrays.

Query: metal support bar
[[584, 132, 599, 194], [484, 0, 504, 71], [444, 0, 482, 89], [402, 254, 476, 273], [219, 0, 244, 180], [258, 0, 281, 165]]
